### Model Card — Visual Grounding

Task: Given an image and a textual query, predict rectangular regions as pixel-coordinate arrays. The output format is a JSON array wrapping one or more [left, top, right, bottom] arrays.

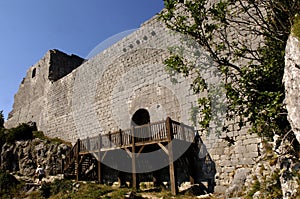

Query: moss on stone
[[292, 14, 300, 40]]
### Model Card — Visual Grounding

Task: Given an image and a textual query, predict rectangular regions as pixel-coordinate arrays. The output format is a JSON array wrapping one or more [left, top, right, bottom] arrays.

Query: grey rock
[[283, 35, 300, 143], [225, 168, 251, 198]]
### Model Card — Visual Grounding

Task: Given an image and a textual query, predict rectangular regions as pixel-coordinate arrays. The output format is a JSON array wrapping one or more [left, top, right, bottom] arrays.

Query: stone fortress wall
[[5, 16, 261, 192]]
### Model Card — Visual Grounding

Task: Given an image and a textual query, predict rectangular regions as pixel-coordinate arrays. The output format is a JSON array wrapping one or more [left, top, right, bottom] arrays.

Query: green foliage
[[30, 181, 114, 199], [160, 0, 300, 140], [246, 169, 283, 199], [32, 131, 46, 140], [32, 131, 70, 146], [0, 170, 19, 197], [49, 179, 73, 196], [39, 183, 51, 198], [6, 123, 33, 143], [246, 177, 260, 199], [292, 14, 300, 40], [0, 129, 6, 147], [38, 180, 73, 198], [0, 111, 4, 129]]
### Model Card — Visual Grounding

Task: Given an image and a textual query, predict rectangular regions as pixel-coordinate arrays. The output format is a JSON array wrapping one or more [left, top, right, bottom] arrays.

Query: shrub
[[32, 131, 46, 140], [39, 183, 51, 198], [6, 123, 33, 143], [0, 170, 19, 196], [50, 179, 73, 195]]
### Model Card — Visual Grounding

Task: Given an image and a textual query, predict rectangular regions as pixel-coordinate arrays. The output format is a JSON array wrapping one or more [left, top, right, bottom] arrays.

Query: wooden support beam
[[101, 151, 108, 162], [166, 117, 178, 195], [168, 142, 178, 195], [136, 145, 145, 158], [119, 129, 123, 146], [124, 147, 132, 158], [75, 139, 80, 182], [97, 134, 103, 184], [131, 127, 139, 189], [157, 143, 169, 155]]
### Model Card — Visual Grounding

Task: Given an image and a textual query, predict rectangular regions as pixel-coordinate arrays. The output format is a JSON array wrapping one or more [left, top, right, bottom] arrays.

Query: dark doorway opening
[[131, 109, 150, 126]]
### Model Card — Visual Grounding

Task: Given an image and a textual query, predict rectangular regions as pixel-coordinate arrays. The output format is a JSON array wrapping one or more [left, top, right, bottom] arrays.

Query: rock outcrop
[[0, 138, 70, 180], [283, 35, 300, 143]]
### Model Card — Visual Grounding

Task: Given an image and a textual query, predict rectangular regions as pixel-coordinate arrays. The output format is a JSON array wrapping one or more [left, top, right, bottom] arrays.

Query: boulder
[[283, 35, 300, 143]]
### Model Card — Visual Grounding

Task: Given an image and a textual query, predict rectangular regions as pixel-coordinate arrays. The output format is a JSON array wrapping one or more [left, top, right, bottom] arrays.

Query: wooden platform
[[63, 117, 214, 195]]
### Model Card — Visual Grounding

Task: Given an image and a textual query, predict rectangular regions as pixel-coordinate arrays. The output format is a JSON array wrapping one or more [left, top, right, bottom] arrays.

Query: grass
[[21, 180, 219, 199]]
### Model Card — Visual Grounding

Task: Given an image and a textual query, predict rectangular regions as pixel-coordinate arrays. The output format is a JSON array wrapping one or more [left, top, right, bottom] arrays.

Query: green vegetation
[[0, 123, 70, 149], [0, 111, 4, 129], [6, 123, 33, 143], [160, 0, 300, 141], [0, 178, 219, 199], [27, 181, 131, 199], [32, 131, 71, 145], [0, 170, 21, 198], [246, 176, 261, 199], [292, 14, 300, 40]]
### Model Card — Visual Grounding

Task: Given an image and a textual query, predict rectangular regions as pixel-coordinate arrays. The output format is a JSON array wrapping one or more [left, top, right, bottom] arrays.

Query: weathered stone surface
[[225, 168, 251, 198], [0, 139, 70, 178], [283, 35, 300, 143]]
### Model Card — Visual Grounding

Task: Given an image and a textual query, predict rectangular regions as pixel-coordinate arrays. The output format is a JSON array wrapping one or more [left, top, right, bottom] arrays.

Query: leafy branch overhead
[[0, 111, 4, 129], [160, 0, 300, 139]]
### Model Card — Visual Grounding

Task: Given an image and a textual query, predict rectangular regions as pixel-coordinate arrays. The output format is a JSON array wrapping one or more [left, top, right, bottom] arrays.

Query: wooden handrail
[[63, 118, 196, 174], [63, 139, 79, 171]]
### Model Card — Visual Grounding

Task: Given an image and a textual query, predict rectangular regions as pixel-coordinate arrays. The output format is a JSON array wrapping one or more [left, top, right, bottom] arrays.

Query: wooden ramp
[[63, 117, 215, 195]]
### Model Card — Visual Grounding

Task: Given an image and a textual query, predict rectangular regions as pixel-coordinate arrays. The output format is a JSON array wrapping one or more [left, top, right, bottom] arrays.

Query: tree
[[160, 0, 300, 140], [0, 111, 4, 129]]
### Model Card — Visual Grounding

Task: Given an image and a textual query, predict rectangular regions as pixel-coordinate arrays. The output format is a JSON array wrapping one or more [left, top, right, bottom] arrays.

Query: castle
[[5, 16, 261, 193]]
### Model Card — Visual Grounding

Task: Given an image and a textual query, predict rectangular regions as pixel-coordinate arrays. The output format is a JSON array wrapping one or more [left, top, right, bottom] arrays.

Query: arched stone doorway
[[131, 108, 150, 126]]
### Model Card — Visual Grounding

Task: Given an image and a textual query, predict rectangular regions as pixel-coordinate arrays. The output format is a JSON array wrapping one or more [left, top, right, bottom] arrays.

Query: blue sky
[[0, 1, 164, 120]]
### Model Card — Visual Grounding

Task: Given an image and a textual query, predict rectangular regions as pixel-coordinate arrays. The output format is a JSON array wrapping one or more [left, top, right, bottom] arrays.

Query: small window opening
[[32, 68, 36, 78]]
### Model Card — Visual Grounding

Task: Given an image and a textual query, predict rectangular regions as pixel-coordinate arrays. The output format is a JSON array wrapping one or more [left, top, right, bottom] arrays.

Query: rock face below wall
[[283, 35, 300, 143], [0, 139, 70, 178]]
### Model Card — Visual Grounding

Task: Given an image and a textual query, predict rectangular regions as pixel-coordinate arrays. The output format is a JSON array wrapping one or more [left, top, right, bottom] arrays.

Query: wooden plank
[[97, 134, 103, 184], [75, 139, 80, 181], [101, 151, 108, 162], [157, 143, 169, 155], [119, 129, 123, 146], [131, 127, 138, 189], [168, 141, 178, 195], [136, 145, 145, 157], [124, 148, 132, 158], [166, 117, 178, 195]]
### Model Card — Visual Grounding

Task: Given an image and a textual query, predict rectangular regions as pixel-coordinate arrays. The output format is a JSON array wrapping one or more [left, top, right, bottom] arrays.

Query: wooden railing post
[[147, 123, 151, 141], [119, 129, 123, 146], [76, 139, 80, 181], [108, 132, 112, 148], [182, 125, 186, 141], [131, 126, 138, 189], [166, 117, 174, 140], [97, 134, 103, 184], [165, 117, 178, 195], [87, 137, 90, 151]]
